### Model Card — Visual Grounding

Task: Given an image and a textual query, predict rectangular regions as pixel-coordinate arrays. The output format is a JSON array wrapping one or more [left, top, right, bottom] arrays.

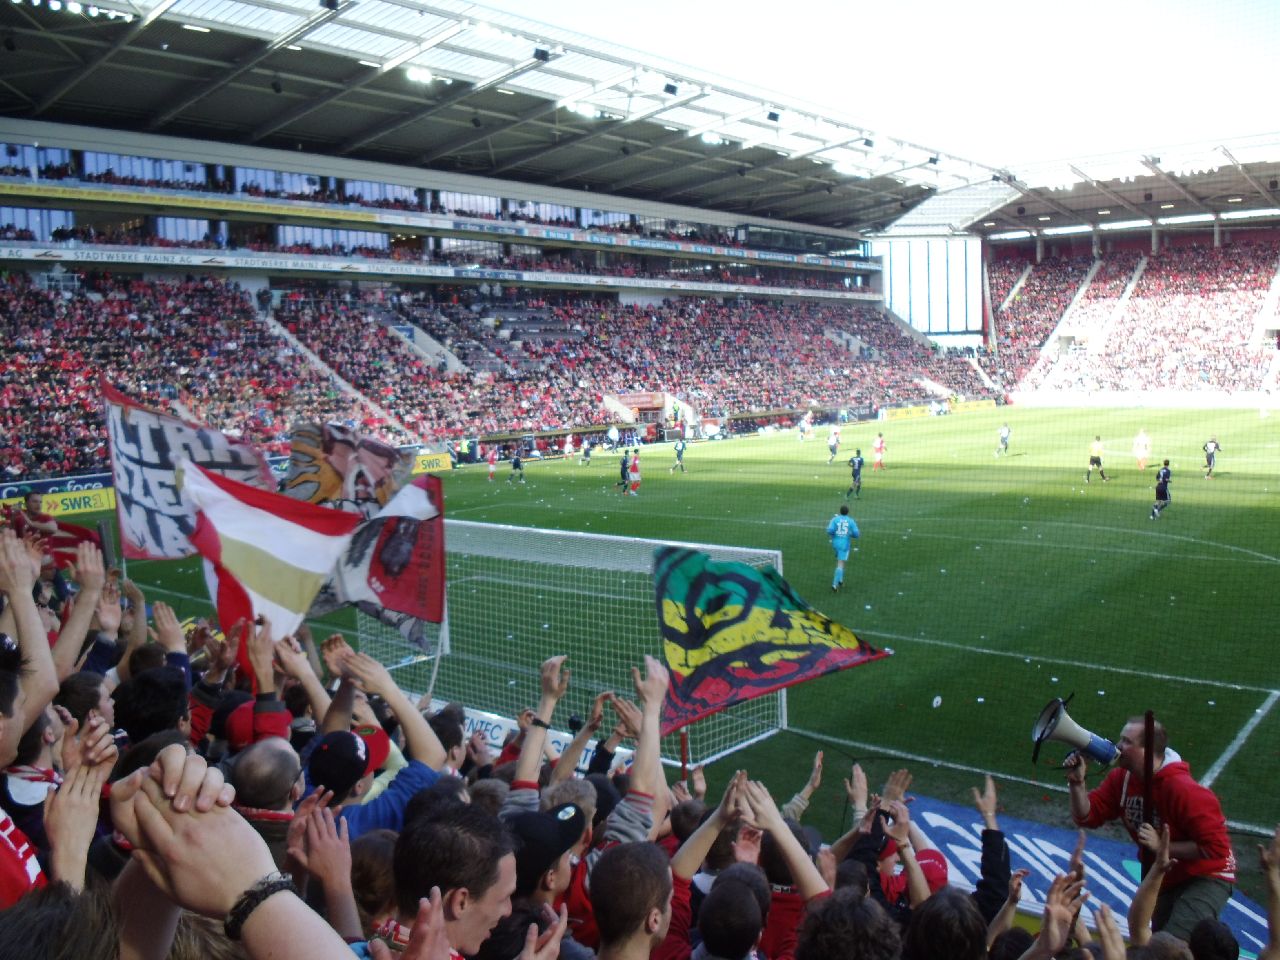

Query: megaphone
[[1031, 695, 1119, 766]]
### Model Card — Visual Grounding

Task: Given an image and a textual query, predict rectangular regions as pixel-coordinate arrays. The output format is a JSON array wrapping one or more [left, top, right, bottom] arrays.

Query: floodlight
[[766, 110, 780, 122], [533, 47, 551, 62], [663, 82, 678, 95]]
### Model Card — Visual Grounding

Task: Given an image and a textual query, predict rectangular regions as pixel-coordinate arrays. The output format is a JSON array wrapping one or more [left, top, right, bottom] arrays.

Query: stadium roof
[[0, 0, 1002, 232], [4, 0, 1279, 240], [888, 134, 1280, 241]]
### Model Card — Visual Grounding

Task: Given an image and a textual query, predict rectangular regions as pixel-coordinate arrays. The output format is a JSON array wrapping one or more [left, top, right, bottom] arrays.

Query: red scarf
[[4, 766, 63, 786], [372, 918, 462, 959]]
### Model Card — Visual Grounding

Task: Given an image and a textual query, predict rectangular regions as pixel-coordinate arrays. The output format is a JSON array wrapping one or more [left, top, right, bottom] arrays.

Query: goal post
[[357, 519, 786, 767]]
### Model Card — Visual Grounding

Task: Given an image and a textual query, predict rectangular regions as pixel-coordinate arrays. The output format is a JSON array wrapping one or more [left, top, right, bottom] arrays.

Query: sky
[[474, 0, 1280, 170]]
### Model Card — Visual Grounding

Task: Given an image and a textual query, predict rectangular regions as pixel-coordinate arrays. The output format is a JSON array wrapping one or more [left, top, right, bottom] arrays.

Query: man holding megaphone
[[1064, 716, 1235, 940]]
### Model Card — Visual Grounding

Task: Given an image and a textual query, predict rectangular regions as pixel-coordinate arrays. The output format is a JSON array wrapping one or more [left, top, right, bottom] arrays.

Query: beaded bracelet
[[224, 871, 298, 941]]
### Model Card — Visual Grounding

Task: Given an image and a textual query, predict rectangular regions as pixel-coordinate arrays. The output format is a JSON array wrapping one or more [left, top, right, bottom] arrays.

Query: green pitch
[[87, 404, 1280, 889]]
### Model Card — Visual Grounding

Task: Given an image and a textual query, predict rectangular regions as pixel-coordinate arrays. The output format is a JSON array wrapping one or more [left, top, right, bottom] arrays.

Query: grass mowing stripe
[[452, 502, 1280, 565], [858, 629, 1278, 694], [1201, 691, 1280, 787], [451, 573, 641, 603]]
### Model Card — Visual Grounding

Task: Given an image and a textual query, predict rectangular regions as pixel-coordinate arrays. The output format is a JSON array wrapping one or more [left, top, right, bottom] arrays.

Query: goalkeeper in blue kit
[[826, 504, 860, 591]]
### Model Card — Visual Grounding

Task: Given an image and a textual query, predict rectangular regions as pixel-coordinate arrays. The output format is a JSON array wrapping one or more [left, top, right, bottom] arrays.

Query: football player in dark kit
[[1151, 459, 1172, 520], [845, 450, 864, 500]]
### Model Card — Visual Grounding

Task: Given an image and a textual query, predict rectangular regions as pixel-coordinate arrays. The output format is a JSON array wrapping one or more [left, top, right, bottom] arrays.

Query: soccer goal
[[357, 519, 786, 767]]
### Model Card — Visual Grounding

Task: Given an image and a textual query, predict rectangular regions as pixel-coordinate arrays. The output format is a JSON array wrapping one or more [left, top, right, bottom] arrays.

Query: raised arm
[[1017, 873, 1088, 960], [344, 652, 445, 769], [549, 690, 611, 785], [742, 778, 829, 901], [121, 578, 150, 659], [883, 800, 930, 907], [781, 750, 823, 823], [1128, 824, 1174, 947], [629, 655, 669, 807], [985, 869, 1029, 949], [671, 771, 745, 881], [50, 542, 106, 680], [274, 635, 332, 722], [971, 774, 1012, 924], [0, 530, 59, 714], [514, 654, 570, 785], [1065, 753, 1092, 823]]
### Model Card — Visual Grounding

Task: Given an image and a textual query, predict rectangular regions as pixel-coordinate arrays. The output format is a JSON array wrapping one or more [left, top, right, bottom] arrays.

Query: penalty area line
[[858, 629, 1278, 694], [1201, 690, 1280, 787]]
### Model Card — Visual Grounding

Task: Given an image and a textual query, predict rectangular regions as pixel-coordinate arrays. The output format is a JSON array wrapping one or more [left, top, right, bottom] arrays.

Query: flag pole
[[1140, 709, 1155, 878], [680, 729, 689, 783]]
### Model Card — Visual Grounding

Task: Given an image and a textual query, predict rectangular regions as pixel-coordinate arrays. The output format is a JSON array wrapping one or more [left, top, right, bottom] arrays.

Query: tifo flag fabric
[[283, 422, 409, 518], [332, 475, 446, 623], [2, 505, 101, 570], [179, 460, 362, 655], [653, 546, 889, 735], [102, 380, 274, 559]]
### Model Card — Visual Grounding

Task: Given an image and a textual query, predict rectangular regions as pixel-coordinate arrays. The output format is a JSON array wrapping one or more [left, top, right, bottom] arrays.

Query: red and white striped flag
[[180, 460, 362, 645]]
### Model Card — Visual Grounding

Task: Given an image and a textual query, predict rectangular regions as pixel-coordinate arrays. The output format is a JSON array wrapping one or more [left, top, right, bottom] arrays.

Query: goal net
[[357, 519, 786, 767]]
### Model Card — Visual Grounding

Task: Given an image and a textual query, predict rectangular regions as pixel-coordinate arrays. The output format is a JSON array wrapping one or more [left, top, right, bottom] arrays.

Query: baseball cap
[[306, 724, 392, 797], [510, 803, 586, 895]]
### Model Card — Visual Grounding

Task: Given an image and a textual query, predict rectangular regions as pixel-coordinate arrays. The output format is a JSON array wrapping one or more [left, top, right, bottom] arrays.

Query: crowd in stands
[[1044, 243, 1279, 392], [0, 273, 398, 477], [986, 258, 1029, 312], [983, 256, 1092, 388], [376, 289, 992, 436], [0, 224, 38, 242], [0, 260, 992, 476], [1, 161, 803, 255], [0, 527, 1271, 960], [20, 225, 852, 291], [0, 162, 75, 180]]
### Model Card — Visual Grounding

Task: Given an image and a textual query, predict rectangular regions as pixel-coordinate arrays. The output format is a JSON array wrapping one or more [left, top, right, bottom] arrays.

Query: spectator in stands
[[1067, 716, 1235, 939]]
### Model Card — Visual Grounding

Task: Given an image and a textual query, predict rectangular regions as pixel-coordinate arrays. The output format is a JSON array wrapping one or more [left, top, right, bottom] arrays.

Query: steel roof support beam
[[486, 88, 703, 176], [337, 55, 548, 155], [996, 173, 1094, 228], [1141, 156, 1211, 212], [412, 64, 636, 165], [667, 136, 869, 201], [1140, 157, 1210, 211], [248, 20, 467, 143], [33, 0, 181, 116], [544, 124, 693, 186], [147, 3, 349, 130], [603, 105, 765, 192], [1067, 164, 1152, 221], [1217, 146, 1279, 207]]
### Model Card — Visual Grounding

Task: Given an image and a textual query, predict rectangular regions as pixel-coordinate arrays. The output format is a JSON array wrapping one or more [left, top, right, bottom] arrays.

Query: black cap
[[510, 803, 586, 894]]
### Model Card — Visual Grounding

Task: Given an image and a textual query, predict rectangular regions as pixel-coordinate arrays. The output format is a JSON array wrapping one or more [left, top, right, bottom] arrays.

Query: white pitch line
[[786, 726, 1071, 792], [859, 628, 1279, 694], [893, 530, 1273, 565], [1201, 690, 1280, 786]]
